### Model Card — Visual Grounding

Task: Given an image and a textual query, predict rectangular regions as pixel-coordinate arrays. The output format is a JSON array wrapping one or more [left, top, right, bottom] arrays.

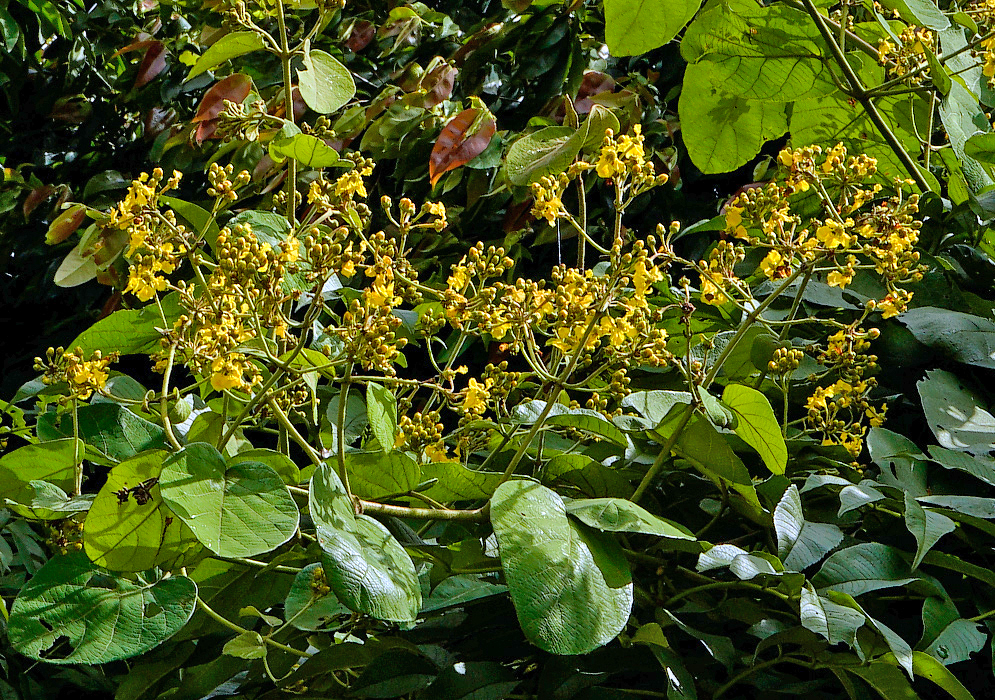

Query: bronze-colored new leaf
[[429, 108, 496, 187]]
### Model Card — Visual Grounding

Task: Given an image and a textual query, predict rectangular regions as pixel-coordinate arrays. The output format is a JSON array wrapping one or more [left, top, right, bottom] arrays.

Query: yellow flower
[[463, 378, 492, 414], [725, 205, 748, 238], [366, 277, 398, 308], [210, 356, 244, 392], [827, 268, 854, 288], [815, 219, 854, 249], [596, 147, 624, 180], [759, 250, 789, 280]]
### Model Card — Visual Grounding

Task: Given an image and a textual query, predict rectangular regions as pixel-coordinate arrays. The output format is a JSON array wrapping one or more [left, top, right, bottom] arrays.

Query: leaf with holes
[[8, 552, 196, 664]]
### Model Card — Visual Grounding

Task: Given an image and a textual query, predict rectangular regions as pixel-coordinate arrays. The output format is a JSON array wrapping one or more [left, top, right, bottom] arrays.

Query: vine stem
[[336, 363, 355, 504], [160, 344, 183, 451], [712, 655, 789, 699], [799, 0, 933, 192], [195, 597, 311, 658], [71, 398, 82, 495], [630, 404, 694, 504], [276, 0, 297, 224]]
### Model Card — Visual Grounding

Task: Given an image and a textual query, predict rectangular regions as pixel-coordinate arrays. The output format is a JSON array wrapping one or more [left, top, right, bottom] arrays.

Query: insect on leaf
[[429, 108, 496, 187]]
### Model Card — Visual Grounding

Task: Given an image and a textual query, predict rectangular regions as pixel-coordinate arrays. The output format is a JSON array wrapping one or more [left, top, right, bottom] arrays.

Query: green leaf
[[159, 443, 300, 558], [68, 293, 182, 357], [679, 66, 787, 174], [309, 462, 421, 622], [564, 498, 696, 540], [0, 438, 81, 504], [419, 575, 507, 613], [505, 105, 620, 186], [928, 446, 995, 487], [878, 0, 950, 30], [918, 495, 995, 518], [918, 370, 995, 452], [366, 382, 398, 451], [269, 132, 345, 168], [222, 631, 266, 659], [266, 133, 337, 176], [187, 31, 265, 80], [297, 49, 356, 114], [325, 390, 368, 452], [344, 450, 420, 499], [844, 662, 919, 700], [84, 450, 200, 572], [420, 462, 504, 502], [604, 0, 701, 56], [8, 552, 196, 664], [904, 651, 976, 700], [773, 485, 843, 571], [827, 591, 913, 677], [675, 415, 752, 485], [904, 491, 956, 569], [681, 2, 837, 101], [160, 196, 221, 250], [792, 57, 935, 187], [965, 132, 995, 164], [900, 308, 995, 369], [940, 83, 994, 193], [54, 238, 98, 288], [799, 583, 865, 648], [37, 404, 167, 463], [4, 481, 92, 520], [812, 543, 917, 596], [235, 448, 302, 485], [924, 44, 952, 95], [490, 480, 633, 655], [349, 649, 438, 698], [722, 383, 787, 474], [513, 400, 627, 447], [423, 661, 519, 700]]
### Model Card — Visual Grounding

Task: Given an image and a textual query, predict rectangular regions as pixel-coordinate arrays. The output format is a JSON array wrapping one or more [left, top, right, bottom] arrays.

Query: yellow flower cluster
[[877, 25, 933, 85], [35, 346, 119, 402], [166, 224, 299, 393], [713, 144, 921, 317]]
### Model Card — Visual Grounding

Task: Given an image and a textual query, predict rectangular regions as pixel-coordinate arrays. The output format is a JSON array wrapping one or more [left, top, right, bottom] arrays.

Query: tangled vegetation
[[7, 0, 995, 699]]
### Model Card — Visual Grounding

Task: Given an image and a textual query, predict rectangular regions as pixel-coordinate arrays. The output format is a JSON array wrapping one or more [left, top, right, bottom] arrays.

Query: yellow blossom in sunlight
[[463, 377, 493, 414], [210, 356, 243, 392], [725, 205, 748, 238], [423, 443, 456, 462], [366, 276, 399, 308], [631, 258, 663, 306], [827, 267, 854, 288], [125, 264, 168, 302], [334, 170, 368, 199], [816, 219, 854, 249], [760, 250, 789, 280]]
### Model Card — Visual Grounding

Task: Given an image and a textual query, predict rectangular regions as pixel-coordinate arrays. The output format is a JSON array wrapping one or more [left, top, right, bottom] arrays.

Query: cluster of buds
[[767, 346, 805, 375], [397, 410, 445, 456], [207, 163, 251, 201], [35, 346, 119, 402]]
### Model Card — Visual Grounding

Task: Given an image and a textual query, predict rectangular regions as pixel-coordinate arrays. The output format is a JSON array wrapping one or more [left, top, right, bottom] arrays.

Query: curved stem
[[195, 596, 311, 658], [276, 0, 298, 225]]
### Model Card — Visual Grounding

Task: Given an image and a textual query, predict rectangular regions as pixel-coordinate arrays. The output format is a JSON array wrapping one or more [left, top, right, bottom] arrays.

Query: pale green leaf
[[187, 31, 265, 80], [722, 383, 787, 474], [604, 0, 701, 56]]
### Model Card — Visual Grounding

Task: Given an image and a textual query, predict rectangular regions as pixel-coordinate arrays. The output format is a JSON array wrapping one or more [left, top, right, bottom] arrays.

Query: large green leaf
[[4, 481, 92, 521], [773, 485, 843, 571], [420, 462, 504, 502], [343, 450, 420, 499], [309, 462, 421, 622], [679, 66, 788, 174], [297, 49, 355, 114], [564, 497, 696, 541], [0, 438, 81, 503], [918, 370, 995, 452], [159, 443, 299, 558], [84, 450, 200, 572], [939, 82, 994, 193], [799, 583, 865, 648], [37, 404, 167, 463], [269, 133, 345, 168], [604, 0, 701, 56], [187, 31, 265, 80], [674, 415, 752, 485], [512, 399, 627, 447], [904, 491, 956, 569], [879, 0, 949, 29], [790, 57, 934, 187], [900, 308, 995, 369], [928, 446, 995, 487], [490, 480, 633, 655], [682, 1, 836, 101], [8, 552, 196, 664], [722, 383, 786, 474], [812, 543, 917, 596], [844, 662, 919, 700], [68, 293, 181, 357]]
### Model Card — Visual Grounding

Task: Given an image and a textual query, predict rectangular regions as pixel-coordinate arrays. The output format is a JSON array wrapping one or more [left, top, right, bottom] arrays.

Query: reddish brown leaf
[[345, 20, 375, 52], [49, 96, 91, 124], [452, 23, 502, 67], [193, 74, 252, 123], [23, 185, 55, 220], [111, 33, 153, 59], [134, 41, 168, 89], [429, 108, 496, 187], [46, 204, 87, 245], [422, 61, 457, 108], [145, 106, 177, 140], [195, 121, 218, 144], [574, 71, 615, 115]]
